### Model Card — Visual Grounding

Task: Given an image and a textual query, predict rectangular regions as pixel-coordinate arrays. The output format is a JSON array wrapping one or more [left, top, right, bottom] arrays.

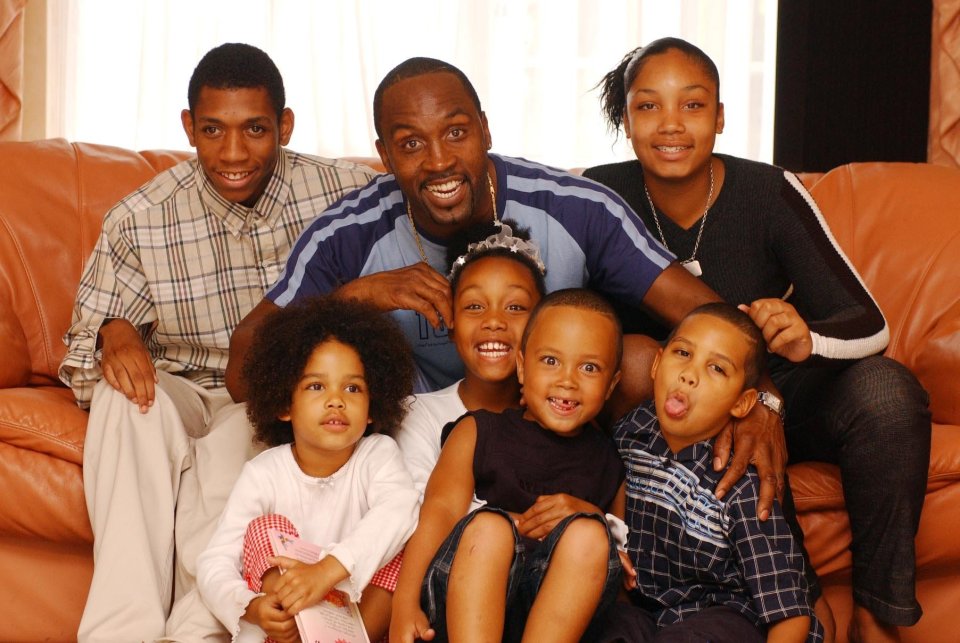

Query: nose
[[678, 367, 698, 387], [657, 105, 685, 135], [325, 392, 345, 409], [481, 309, 507, 331], [556, 363, 578, 389], [424, 139, 455, 173], [221, 129, 250, 163]]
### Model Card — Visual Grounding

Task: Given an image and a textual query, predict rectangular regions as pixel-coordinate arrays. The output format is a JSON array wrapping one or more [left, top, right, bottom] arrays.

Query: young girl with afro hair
[[197, 295, 419, 643]]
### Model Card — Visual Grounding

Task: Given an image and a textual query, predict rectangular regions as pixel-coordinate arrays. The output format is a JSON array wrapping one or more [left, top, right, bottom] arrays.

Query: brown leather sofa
[[1, 139, 957, 642]]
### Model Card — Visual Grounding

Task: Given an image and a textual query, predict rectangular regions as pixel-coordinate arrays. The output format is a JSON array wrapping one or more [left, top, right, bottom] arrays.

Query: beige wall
[[22, 0, 45, 140]]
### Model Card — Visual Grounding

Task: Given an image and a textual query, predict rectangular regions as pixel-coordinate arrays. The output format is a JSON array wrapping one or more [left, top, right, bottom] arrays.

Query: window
[[47, 0, 777, 168]]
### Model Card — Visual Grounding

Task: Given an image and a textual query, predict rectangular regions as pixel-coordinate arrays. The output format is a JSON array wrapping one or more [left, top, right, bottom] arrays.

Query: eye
[[636, 102, 657, 111], [462, 302, 483, 312], [673, 348, 690, 358], [345, 383, 364, 393], [540, 355, 558, 366], [448, 127, 466, 140], [201, 126, 221, 136], [581, 362, 600, 374], [682, 101, 705, 110], [506, 303, 528, 312], [401, 139, 423, 152], [305, 382, 324, 391], [709, 364, 727, 376], [248, 124, 266, 135]]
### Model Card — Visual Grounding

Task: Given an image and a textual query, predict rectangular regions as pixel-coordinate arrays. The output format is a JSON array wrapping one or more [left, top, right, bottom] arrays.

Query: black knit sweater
[[583, 155, 887, 362]]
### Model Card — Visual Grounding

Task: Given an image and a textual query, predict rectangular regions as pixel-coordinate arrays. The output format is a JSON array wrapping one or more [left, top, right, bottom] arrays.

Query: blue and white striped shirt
[[268, 153, 674, 392]]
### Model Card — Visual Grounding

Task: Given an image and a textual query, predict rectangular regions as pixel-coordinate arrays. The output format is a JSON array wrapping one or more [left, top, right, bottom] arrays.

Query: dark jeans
[[772, 354, 931, 626], [421, 507, 621, 642], [595, 603, 765, 643]]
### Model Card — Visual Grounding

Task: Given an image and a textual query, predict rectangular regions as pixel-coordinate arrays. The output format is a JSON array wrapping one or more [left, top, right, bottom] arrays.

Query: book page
[[267, 529, 371, 643]]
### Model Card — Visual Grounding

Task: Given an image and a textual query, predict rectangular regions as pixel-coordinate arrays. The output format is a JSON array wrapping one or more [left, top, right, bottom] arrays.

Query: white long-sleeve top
[[197, 434, 419, 638]]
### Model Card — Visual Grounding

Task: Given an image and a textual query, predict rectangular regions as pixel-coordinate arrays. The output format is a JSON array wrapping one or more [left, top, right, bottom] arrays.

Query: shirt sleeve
[[771, 172, 889, 361], [58, 206, 158, 406], [726, 480, 815, 628], [326, 436, 420, 601], [196, 461, 276, 638], [395, 394, 445, 502]]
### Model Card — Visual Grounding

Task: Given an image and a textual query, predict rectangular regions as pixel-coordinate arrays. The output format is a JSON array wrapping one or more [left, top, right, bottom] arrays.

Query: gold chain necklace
[[405, 173, 498, 264]]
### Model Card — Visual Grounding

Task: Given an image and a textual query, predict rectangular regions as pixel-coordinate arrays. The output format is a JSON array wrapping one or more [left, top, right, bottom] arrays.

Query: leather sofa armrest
[[0, 293, 30, 388], [913, 299, 960, 425]]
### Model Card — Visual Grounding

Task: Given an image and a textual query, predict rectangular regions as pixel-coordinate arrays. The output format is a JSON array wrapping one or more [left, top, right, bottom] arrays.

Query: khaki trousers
[[78, 371, 260, 643]]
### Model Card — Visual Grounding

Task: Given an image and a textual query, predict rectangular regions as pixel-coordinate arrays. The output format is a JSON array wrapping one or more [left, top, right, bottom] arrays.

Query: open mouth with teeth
[[425, 178, 465, 201], [548, 396, 580, 414], [655, 145, 690, 154], [476, 341, 511, 360]]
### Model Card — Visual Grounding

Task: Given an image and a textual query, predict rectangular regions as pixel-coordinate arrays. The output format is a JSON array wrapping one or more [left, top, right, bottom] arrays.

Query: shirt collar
[[195, 148, 292, 237]]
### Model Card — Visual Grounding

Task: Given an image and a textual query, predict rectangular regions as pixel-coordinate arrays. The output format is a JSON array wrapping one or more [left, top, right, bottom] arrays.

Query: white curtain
[[46, 0, 777, 169]]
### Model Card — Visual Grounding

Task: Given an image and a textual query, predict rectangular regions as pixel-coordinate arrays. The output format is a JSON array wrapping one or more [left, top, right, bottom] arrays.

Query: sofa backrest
[[0, 139, 192, 387], [809, 162, 960, 424]]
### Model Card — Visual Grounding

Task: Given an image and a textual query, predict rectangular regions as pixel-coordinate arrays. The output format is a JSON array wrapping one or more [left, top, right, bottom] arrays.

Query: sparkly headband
[[448, 221, 546, 279]]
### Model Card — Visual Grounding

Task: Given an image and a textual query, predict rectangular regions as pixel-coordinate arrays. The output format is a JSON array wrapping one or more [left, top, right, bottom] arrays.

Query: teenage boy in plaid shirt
[[60, 43, 375, 642]]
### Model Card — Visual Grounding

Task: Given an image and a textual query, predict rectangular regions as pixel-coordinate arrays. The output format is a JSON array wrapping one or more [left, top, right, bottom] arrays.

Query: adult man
[[228, 57, 788, 515], [60, 43, 375, 642]]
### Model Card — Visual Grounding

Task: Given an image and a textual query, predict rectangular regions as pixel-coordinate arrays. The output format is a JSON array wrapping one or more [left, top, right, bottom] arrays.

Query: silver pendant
[[682, 260, 702, 277]]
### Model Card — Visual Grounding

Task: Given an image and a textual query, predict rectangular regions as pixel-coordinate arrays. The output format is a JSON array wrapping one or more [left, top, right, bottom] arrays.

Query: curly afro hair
[[242, 296, 416, 447]]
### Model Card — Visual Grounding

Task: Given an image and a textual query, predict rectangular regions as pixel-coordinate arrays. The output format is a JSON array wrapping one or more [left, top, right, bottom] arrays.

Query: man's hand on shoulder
[[98, 318, 157, 413], [712, 400, 787, 521], [336, 263, 453, 330]]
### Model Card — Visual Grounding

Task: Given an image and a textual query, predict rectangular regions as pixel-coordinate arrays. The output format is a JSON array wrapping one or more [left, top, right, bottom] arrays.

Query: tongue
[[664, 396, 688, 418]]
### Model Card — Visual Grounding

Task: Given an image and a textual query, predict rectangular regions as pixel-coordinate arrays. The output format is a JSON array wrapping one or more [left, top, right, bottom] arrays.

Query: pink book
[[267, 529, 371, 643]]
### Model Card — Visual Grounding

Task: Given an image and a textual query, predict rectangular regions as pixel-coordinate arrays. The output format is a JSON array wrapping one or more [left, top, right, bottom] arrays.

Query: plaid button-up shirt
[[614, 401, 823, 641], [60, 149, 375, 406]]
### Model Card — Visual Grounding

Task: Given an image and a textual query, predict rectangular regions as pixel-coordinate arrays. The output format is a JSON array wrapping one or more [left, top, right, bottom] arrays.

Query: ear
[[279, 108, 295, 146], [730, 387, 758, 419], [375, 138, 394, 175], [605, 369, 623, 401], [181, 109, 197, 147], [649, 347, 663, 381], [623, 108, 632, 140], [278, 409, 291, 422], [480, 111, 492, 150], [515, 350, 525, 385], [716, 102, 725, 134]]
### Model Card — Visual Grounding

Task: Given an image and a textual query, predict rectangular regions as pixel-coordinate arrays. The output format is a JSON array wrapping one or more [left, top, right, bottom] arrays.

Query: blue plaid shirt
[[614, 401, 823, 641]]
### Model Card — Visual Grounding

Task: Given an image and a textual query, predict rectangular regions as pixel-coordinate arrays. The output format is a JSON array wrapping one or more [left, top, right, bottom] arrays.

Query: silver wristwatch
[[757, 391, 785, 421]]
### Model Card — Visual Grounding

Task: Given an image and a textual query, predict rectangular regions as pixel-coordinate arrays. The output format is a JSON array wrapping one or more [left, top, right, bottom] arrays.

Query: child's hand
[[516, 494, 603, 540], [244, 594, 300, 643], [390, 603, 436, 643], [617, 550, 637, 590], [269, 555, 339, 616]]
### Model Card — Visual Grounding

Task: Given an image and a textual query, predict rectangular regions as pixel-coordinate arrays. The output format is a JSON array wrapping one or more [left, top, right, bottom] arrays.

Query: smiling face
[[375, 72, 495, 239], [623, 48, 724, 184], [651, 313, 757, 453], [181, 86, 293, 207], [452, 256, 542, 386], [517, 305, 621, 436], [280, 339, 371, 477]]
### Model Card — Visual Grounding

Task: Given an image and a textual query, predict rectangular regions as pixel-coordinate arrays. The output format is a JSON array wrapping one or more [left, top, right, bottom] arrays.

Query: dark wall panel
[[775, 0, 932, 172]]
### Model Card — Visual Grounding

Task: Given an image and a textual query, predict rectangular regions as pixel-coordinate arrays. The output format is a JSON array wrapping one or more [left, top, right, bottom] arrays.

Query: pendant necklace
[[643, 160, 714, 277], [406, 174, 498, 264]]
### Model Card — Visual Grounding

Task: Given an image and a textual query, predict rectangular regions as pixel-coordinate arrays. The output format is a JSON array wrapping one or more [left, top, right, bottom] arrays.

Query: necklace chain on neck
[[643, 160, 714, 268], [406, 173, 498, 264]]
